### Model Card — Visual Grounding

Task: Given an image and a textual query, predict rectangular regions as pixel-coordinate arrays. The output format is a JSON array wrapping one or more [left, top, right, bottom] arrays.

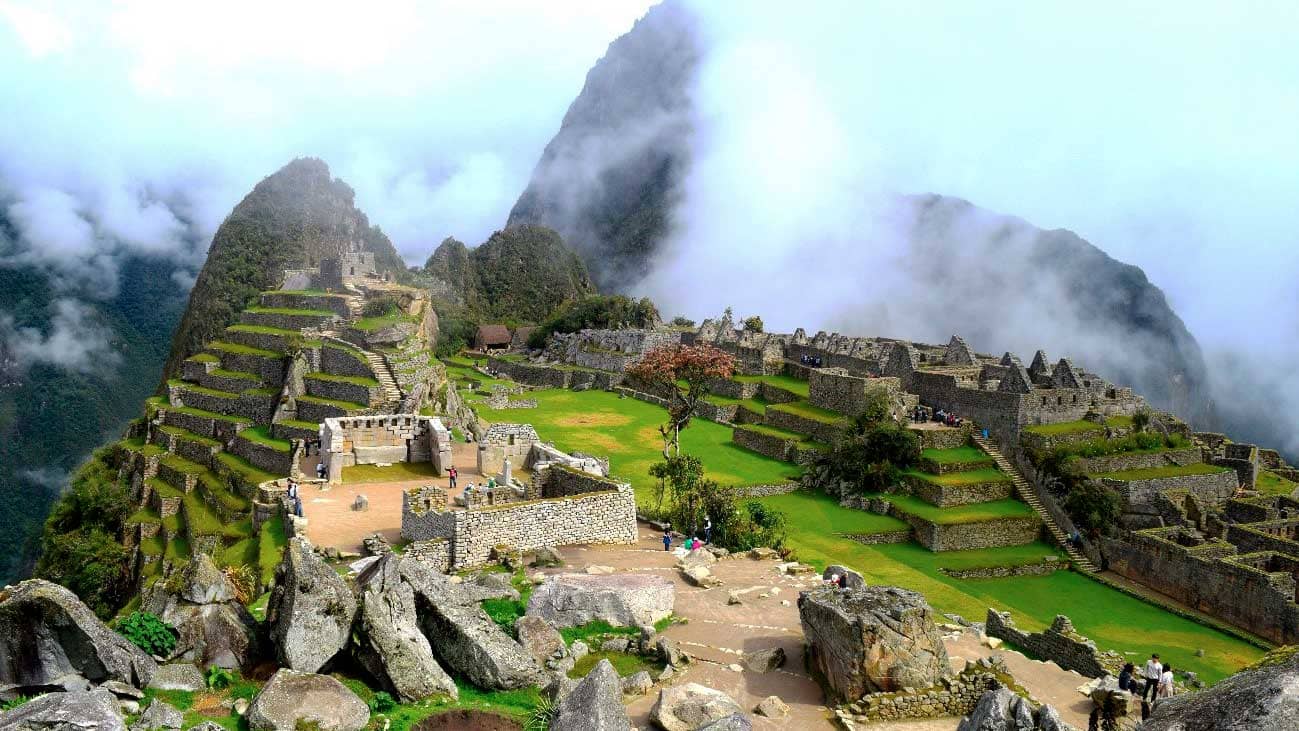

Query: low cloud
[[0, 298, 119, 373]]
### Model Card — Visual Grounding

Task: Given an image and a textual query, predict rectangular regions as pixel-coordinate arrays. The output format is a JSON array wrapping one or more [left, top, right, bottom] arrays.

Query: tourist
[[826, 572, 840, 587], [487, 476, 497, 490], [315, 461, 326, 480], [448, 466, 458, 490], [703, 518, 712, 544], [662, 530, 672, 552], [1118, 663, 1136, 693], [1158, 664, 1174, 700], [287, 479, 299, 502], [1143, 653, 1163, 701]]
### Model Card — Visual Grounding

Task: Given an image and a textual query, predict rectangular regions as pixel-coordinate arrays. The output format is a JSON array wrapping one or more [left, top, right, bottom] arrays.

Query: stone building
[[320, 414, 454, 483]]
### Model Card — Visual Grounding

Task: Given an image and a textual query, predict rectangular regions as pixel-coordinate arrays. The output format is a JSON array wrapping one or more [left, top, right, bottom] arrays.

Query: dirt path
[[557, 525, 1096, 729]]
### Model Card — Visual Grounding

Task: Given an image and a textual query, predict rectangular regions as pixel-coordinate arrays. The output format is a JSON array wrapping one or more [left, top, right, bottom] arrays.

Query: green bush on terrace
[[1049, 431, 1189, 461]]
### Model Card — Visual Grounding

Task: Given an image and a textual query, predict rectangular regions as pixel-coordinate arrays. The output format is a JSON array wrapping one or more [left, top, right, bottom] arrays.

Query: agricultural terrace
[[462, 364, 1265, 683]]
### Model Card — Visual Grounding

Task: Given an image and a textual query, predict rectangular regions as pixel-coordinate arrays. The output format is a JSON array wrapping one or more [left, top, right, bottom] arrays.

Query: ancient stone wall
[[1070, 447, 1203, 475], [763, 408, 840, 444], [260, 292, 352, 318], [453, 485, 636, 569], [240, 310, 335, 331], [477, 423, 539, 476], [985, 611, 1121, 678], [231, 434, 294, 476], [855, 672, 1002, 723], [214, 350, 285, 386], [905, 475, 1013, 508], [733, 426, 799, 462], [400, 486, 458, 542], [322, 414, 451, 482], [321, 342, 376, 380], [900, 512, 1041, 552], [304, 374, 379, 408], [1103, 470, 1238, 511], [1101, 530, 1299, 645], [912, 426, 971, 450], [487, 358, 570, 388]]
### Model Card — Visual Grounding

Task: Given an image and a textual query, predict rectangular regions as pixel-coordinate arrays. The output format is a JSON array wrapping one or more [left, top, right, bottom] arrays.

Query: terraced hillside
[[113, 284, 435, 596]]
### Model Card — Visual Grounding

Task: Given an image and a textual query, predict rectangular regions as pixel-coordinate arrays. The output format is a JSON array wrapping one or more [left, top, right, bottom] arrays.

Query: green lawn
[[921, 446, 988, 465], [760, 490, 908, 535], [208, 341, 283, 359], [238, 426, 292, 452], [472, 388, 800, 500], [1093, 463, 1232, 481], [1023, 420, 1105, 436], [343, 462, 441, 483], [904, 467, 1010, 486], [759, 491, 1263, 684], [768, 400, 847, 425], [1257, 470, 1298, 496], [733, 373, 810, 398], [245, 306, 335, 317]]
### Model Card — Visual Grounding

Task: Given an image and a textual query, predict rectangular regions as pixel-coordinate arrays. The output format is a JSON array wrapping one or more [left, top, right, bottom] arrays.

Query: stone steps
[[362, 350, 403, 405], [972, 434, 1097, 573]]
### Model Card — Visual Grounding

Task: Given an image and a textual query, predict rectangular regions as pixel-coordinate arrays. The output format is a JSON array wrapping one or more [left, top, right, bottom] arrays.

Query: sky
[[2, 1, 1297, 447]]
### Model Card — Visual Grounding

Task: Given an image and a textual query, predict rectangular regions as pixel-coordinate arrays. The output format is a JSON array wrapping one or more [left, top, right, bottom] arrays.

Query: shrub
[[362, 295, 399, 318], [1063, 481, 1122, 537], [367, 691, 397, 713], [670, 316, 695, 328], [117, 611, 177, 657], [528, 294, 660, 348], [526, 695, 556, 731], [809, 404, 920, 497], [742, 315, 763, 333], [205, 666, 234, 690], [1, 697, 31, 711]]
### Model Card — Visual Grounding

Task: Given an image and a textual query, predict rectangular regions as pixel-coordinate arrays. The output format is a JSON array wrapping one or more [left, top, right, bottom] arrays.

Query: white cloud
[[0, 298, 119, 373]]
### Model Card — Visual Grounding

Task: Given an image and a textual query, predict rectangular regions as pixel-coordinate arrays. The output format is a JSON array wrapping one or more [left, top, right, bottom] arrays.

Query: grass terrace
[[903, 467, 1011, 487], [1092, 463, 1232, 481], [257, 518, 287, 586], [182, 494, 224, 536], [1257, 470, 1299, 496], [733, 373, 810, 398], [186, 353, 219, 363], [296, 394, 368, 412], [1023, 420, 1105, 437], [265, 288, 335, 296], [352, 307, 413, 332], [244, 306, 336, 317], [921, 446, 992, 465], [168, 379, 238, 400], [237, 426, 292, 452], [768, 400, 847, 425], [227, 324, 299, 337], [304, 372, 380, 388], [120, 437, 166, 459], [168, 405, 253, 426], [216, 452, 281, 487], [146, 477, 184, 500], [161, 453, 207, 476], [157, 425, 221, 449], [341, 462, 441, 484], [208, 341, 283, 359], [874, 491, 1034, 524]]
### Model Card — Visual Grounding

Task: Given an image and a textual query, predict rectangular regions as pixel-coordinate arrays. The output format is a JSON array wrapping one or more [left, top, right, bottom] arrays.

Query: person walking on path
[[448, 466, 457, 490], [662, 529, 672, 552], [703, 518, 712, 544], [1143, 653, 1163, 701]]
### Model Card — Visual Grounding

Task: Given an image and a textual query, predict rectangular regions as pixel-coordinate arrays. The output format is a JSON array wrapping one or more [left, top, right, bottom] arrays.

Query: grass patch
[[874, 491, 1035, 525], [759, 489, 909, 534], [161, 453, 207, 475], [768, 400, 847, 425], [1092, 463, 1232, 481], [227, 324, 299, 337], [258, 518, 287, 587], [759, 491, 1263, 684], [733, 373, 810, 398], [121, 437, 166, 459], [164, 535, 191, 561], [342, 461, 441, 484], [127, 506, 161, 525], [305, 371, 380, 388], [903, 467, 1011, 486], [168, 379, 238, 400], [245, 306, 335, 317], [238, 425, 292, 452], [208, 341, 283, 359], [216, 452, 282, 486], [558, 617, 674, 645], [182, 494, 223, 536], [139, 535, 164, 556], [921, 446, 989, 465], [147, 476, 184, 500], [472, 388, 800, 501], [1257, 470, 1298, 496], [296, 394, 368, 411], [352, 308, 412, 332], [1023, 420, 1105, 436], [569, 650, 663, 678], [210, 368, 260, 383], [168, 405, 253, 426], [276, 419, 322, 432], [186, 353, 219, 363], [158, 425, 221, 449]]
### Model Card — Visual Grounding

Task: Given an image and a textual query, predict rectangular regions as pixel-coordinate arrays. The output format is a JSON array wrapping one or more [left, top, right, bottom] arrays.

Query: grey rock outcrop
[[516, 616, 566, 668], [650, 683, 745, 731], [267, 539, 356, 673], [0, 688, 125, 731], [798, 584, 949, 702], [147, 665, 205, 693], [353, 555, 457, 702], [132, 700, 182, 730], [246, 669, 369, 731], [956, 688, 1071, 731], [740, 647, 785, 674], [398, 556, 541, 690], [1143, 646, 1299, 730], [697, 714, 752, 731], [0, 580, 156, 693], [141, 555, 258, 669], [548, 659, 630, 731], [527, 574, 673, 628]]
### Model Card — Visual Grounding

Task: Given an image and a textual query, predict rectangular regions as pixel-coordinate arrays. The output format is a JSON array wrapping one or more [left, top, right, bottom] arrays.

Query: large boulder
[[956, 688, 1070, 731], [0, 580, 157, 693], [548, 659, 629, 731], [353, 555, 458, 702], [1143, 646, 1299, 730], [798, 585, 949, 702], [267, 539, 356, 673], [0, 688, 125, 731], [246, 669, 369, 731], [527, 574, 673, 629], [516, 616, 566, 668], [132, 699, 183, 730], [398, 556, 541, 690], [141, 555, 259, 670], [650, 684, 745, 731]]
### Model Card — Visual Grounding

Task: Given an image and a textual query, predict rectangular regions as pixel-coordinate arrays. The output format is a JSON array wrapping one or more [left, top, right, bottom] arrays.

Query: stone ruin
[[320, 414, 453, 483]]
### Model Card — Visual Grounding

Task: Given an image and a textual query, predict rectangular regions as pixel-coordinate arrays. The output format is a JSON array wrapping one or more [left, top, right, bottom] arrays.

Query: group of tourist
[[661, 518, 712, 551], [799, 353, 824, 368], [1115, 653, 1176, 717], [910, 405, 965, 427], [286, 478, 304, 517]]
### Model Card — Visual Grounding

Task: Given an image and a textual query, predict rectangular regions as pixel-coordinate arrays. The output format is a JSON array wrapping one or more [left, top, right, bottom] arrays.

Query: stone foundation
[[985, 610, 1122, 678], [905, 475, 1013, 507]]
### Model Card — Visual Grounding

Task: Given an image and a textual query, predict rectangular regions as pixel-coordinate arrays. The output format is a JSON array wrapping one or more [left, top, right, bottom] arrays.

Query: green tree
[[628, 344, 736, 457], [1063, 481, 1121, 536], [809, 392, 919, 496], [742, 315, 763, 333], [528, 294, 661, 348]]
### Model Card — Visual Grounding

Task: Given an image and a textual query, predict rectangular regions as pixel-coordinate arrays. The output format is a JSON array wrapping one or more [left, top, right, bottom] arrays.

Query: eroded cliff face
[[161, 157, 405, 383], [507, 1, 1211, 423]]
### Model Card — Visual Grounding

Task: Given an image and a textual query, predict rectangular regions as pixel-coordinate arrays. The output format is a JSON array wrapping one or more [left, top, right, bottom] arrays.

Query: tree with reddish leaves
[[628, 343, 736, 457]]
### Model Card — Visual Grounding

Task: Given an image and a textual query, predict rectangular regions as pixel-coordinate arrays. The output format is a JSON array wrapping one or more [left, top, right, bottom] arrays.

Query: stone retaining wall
[[215, 350, 286, 386], [763, 407, 840, 444], [231, 435, 293, 476], [321, 342, 376, 380], [199, 371, 262, 395], [162, 409, 247, 443], [735, 483, 801, 497], [918, 456, 994, 475], [906, 476, 1014, 508], [304, 375, 379, 407], [1103, 470, 1238, 510], [939, 558, 1060, 579], [488, 358, 570, 388], [854, 671, 1002, 723], [708, 378, 758, 400], [170, 384, 277, 423], [899, 511, 1041, 552], [259, 292, 352, 318], [733, 426, 798, 462], [1071, 447, 1203, 475], [985, 610, 1121, 678], [843, 530, 913, 545], [757, 381, 802, 404], [225, 328, 296, 354], [912, 426, 971, 450], [240, 309, 335, 331]]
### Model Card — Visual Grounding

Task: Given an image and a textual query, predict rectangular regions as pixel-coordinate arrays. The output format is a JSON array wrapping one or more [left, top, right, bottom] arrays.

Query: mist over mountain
[[509, 0, 1299, 450]]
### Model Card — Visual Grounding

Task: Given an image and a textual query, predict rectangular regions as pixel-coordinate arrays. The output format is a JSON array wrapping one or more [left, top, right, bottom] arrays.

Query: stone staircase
[[364, 350, 403, 406], [972, 433, 1098, 573]]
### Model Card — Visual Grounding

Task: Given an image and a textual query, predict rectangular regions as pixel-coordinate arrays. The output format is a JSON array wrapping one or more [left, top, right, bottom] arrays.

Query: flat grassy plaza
[[466, 376, 1265, 683]]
